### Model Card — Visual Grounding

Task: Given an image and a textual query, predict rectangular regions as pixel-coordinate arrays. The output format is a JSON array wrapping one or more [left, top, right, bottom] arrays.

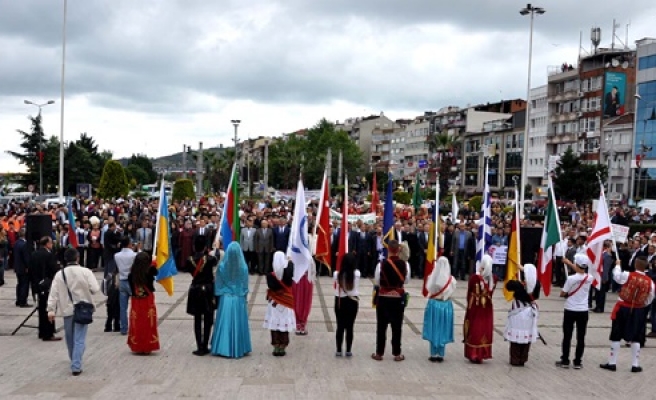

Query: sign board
[[418, 160, 428, 169], [329, 209, 377, 225], [77, 183, 92, 199], [488, 245, 508, 265], [611, 224, 630, 243]]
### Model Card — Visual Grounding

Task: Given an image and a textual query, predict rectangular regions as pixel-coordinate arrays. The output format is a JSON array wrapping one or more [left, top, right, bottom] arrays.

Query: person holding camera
[[47, 248, 100, 376], [28, 236, 61, 341]]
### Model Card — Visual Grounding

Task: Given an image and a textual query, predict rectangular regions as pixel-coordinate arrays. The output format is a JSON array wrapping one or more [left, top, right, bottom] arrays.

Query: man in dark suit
[[416, 223, 429, 278], [193, 219, 212, 250], [450, 223, 472, 280], [443, 223, 454, 266], [330, 221, 341, 272], [273, 218, 291, 252], [254, 220, 274, 274], [354, 224, 374, 276], [14, 228, 31, 307], [28, 236, 61, 341], [393, 221, 405, 242], [102, 222, 120, 277]]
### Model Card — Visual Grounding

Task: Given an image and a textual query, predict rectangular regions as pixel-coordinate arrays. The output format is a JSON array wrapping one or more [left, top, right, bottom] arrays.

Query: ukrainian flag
[[154, 183, 177, 296]]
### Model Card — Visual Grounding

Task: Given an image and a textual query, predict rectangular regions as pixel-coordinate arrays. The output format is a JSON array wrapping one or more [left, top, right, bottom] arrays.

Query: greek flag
[[288, 178, 313, 282], [475, 174, 492, 269]]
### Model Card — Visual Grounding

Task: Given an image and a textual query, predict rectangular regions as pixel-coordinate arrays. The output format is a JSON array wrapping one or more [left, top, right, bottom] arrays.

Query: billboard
[[604, 71, 626, 118]]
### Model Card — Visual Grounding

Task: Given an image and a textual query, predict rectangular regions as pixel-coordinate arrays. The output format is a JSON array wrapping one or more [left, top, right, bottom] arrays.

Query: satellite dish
[[605, 63, 611, 68], [622, 61, 629, 69], [612, 58, 620, 67]]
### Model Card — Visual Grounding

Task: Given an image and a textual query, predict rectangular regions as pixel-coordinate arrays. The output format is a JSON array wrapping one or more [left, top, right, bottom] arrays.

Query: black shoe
[[72, 370, 82, 376], [573, 363, 582, 369], [631, 366, 643, 373], [193, 349, 208, 356], [104, 327, 112, 333], [18, 304, 33, 308], [429, 356, 444, 363], [555, 361, 569, 369], [599, 363, 617, 371]]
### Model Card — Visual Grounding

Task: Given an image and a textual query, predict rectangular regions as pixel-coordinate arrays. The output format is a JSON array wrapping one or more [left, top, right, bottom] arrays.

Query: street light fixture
[[24, 99, 56, 195], [519, 3, 545, 217], [58, 0, 68, 198], [231, 120, 241, 188]]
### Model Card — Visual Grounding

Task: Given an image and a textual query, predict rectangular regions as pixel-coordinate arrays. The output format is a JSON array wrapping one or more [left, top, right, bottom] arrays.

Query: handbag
[[62, 269, 95, 325]]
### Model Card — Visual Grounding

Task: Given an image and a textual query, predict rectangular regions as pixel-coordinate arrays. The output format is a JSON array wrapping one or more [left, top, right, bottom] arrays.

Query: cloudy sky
[[1, 0, 654, 172]]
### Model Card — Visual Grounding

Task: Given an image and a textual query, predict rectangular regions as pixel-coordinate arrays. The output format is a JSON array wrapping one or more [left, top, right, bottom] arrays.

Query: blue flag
[[382, 172, 394, 257]]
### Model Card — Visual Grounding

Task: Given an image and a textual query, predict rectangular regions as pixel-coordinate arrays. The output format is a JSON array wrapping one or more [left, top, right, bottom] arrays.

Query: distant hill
[[118, 146, 231, 169]]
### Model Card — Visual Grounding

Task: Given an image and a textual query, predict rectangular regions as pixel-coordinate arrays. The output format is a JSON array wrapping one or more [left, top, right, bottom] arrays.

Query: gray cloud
[[0, 0, 654, 118]]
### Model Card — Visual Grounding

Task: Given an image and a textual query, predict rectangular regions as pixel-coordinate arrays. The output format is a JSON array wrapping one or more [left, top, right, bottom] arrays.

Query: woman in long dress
[[210, 242, 252, 358], [264, 251, 295, 356], [422, 256, 456, 362], [127, 252, 160, 354], [504, 264, 540, 366], [464, 254, 496, 363]]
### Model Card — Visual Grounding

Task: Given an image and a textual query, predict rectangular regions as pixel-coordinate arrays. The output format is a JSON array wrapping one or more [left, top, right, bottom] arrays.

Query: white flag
[[586, 185, 613, 289], [452, 192, 459, 221], [288, 178, 313, 282]]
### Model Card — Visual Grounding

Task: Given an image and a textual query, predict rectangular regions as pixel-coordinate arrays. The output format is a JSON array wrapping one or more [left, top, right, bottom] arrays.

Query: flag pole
[[512, 175, 522, 276], [152, 175, 164, 259], [597, 172, 619, 260], [434, 171, 440, 261]]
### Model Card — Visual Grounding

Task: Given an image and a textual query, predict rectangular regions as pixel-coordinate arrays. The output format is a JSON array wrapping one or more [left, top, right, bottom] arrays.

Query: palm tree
[[428, 132, 460, 199]]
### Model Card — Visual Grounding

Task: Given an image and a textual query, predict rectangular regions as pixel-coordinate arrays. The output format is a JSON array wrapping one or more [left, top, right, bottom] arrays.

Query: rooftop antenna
[[625, 20, 631, 50], [591, 27, 601, 54], [612, 19, 626, 50]]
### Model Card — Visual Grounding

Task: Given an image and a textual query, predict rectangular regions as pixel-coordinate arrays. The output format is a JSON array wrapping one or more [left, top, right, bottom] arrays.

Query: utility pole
[[264, 140, 269, 195], [338, 149, 343, 186], [182, 144, 188, 179], [197, 142, 203, 197], [231, 120, 241, 189], [326, 147, 333, 186]]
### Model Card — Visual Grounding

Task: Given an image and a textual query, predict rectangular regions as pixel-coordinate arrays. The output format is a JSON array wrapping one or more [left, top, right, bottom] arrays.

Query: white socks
[[608, 341, 620, 365], [631, 342, 641, 368]]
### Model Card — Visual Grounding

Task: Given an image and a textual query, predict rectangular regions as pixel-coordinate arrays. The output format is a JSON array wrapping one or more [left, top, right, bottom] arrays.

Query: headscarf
[[478, 254, 494, 291], [215, 242, 249, 296], [523, 264, 537, 294], [89, 216, 100, 227], [272, 251, 287, 280], [398, 241, 410, 262], [425, 256, 456, 300]]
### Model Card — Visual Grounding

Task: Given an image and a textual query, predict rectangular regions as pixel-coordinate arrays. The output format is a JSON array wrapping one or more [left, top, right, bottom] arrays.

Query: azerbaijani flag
[[153, 183, 177, 296], [219, 164, 240, 249], [67, 200, 78, 248]]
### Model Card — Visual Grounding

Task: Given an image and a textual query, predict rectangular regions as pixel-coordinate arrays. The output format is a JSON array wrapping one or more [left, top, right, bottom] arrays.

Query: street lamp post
[[58, 0, 68, 198], [24, 100, 55, 195], [519, 3, 545, 217], [231, 120, 241, 188]]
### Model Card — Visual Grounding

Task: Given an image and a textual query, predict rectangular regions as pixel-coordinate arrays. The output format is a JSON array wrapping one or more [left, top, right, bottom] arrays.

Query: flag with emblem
[[537, 175, 562, 296], [289, 177, 313, 282]]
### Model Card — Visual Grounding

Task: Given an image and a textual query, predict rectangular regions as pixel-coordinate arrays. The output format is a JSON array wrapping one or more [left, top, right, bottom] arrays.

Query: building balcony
[[546, 132, 578, 145], [609, 167, 625, 177]]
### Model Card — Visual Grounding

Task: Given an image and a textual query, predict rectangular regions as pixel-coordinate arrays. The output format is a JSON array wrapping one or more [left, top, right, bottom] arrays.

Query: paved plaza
[[0, 271, 654, 399]]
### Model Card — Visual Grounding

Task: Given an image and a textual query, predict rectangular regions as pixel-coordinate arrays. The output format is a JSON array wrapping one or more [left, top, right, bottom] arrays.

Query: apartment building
[[527, 85, 549, 189], [335, 113, 397, 165]]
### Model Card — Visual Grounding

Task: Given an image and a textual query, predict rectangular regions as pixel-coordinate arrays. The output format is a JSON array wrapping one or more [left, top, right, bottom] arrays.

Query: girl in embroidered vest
[[464, 254, 496, 363], [423, 257, 456, 362], [264, 251, 295, 356], [181, 235, 218, 356], [127, 252, 160, 354], [504, 264, 541, 366]]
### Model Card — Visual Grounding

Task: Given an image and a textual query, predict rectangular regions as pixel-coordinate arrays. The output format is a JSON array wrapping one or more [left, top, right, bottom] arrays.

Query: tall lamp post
[[519, 3, 545, 217], [58, 0, 68, 198], [24, 100, 55, 195], [231, 120, 241, 188]]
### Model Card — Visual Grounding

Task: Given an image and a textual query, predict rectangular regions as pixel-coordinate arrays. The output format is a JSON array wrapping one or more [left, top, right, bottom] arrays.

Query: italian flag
[[538, 177, 562, 296]]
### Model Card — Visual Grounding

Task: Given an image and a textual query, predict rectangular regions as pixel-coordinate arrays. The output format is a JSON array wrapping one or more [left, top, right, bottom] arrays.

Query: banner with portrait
[[604, 72, 626, 118]]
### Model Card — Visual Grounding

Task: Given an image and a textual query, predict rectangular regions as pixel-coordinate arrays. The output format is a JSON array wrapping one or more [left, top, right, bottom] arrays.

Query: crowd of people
[[1, 193, 656, 375]]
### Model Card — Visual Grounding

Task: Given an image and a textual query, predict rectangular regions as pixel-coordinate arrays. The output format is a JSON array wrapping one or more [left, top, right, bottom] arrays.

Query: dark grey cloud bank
[[1, 0, 654, 115]]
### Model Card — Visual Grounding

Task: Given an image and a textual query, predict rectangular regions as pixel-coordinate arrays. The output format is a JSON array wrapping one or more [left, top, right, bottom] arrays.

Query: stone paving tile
[[2, 271, 656, 399]]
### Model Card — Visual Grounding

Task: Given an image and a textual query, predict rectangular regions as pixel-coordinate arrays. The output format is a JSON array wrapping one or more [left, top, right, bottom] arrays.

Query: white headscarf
[[426, 256, 456, 300], [272, 251, 287, 280], [523, 264, 537, 293], [478, 254, 494, 291]]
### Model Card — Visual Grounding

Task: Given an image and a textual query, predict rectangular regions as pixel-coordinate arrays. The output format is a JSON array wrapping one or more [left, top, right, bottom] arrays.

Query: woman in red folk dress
[[464, 254, 496, 363], [127, 252, 160, 355]]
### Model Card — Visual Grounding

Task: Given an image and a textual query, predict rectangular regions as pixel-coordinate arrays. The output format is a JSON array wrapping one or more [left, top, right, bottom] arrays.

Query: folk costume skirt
[[422, 299, 454, 357], [128, 294, 160, 353], [211, 294, 252, 358]]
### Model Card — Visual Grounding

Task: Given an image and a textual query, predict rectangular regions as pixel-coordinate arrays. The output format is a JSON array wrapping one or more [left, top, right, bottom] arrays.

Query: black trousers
[[194, 312, 214, 351], [38, 292, 56, 339], [15, 273, 30, 306], [455, 250, 467, 279], [243, 251, 256, 273], [594, 281, 610, 312], [553, 257, 565, 286], [87, 247, 102, 269], [105, 291, 120, 330], [375, 297, 405, 356], [76, 247, 86, 267], [560, 309, 589, 365], [335, 296, 359, 353]]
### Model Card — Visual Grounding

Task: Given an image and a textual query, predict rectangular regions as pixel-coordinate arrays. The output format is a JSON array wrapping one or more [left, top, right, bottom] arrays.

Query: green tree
[[428, 132, 459, 200], [208, 148, 235, 192], [63, 142, 95, 194], [393, 191, 412, 205], [469, 195, 483, 213], [365, 170, 390, 192], [553, 148, 608, 204], [98, 160, 129, 199], [268, 133, 305, 189], [125, 164, 149, 186], [172, 179, 195, 201], [128, 154, 157, 184]]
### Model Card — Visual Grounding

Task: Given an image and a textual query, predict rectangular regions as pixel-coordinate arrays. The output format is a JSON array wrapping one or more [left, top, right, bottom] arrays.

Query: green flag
[[412, 178, 422, 211]]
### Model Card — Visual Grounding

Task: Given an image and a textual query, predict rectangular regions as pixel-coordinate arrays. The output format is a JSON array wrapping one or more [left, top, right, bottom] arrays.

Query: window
[[615, 183, 624, 193], [505, 152, 522, 169], [639, 55, 656, 71], [504, 174, 521, 187], [465, 156, 479, 170], [488, 169, 499, 187], [466, 173, 478, 186]]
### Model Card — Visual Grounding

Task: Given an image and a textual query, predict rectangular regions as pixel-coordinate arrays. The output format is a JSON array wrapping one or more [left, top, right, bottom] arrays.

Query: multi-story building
[[546, 64, 583, 157], [527, 85, 549, 189], [602, 113, 634, 201], [461, 100, 527, 195], [335, 113, 397, 165], [632, 37, 656, 200]]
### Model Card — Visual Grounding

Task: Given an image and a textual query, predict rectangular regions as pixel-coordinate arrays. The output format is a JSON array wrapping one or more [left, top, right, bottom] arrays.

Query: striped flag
[[219, 164, 240, 249], [475, 171, 492, 269], [587, 184, 613, 289], [537, 175, 562, 296], [503, 189, 521, 301], [67, 200, 78, 248], [313, 172, 331, 270], [153, 182, 177, 296]]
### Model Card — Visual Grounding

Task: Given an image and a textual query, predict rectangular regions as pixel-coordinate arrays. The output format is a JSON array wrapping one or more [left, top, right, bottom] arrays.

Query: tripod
[[11, 305, 39, 336]]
